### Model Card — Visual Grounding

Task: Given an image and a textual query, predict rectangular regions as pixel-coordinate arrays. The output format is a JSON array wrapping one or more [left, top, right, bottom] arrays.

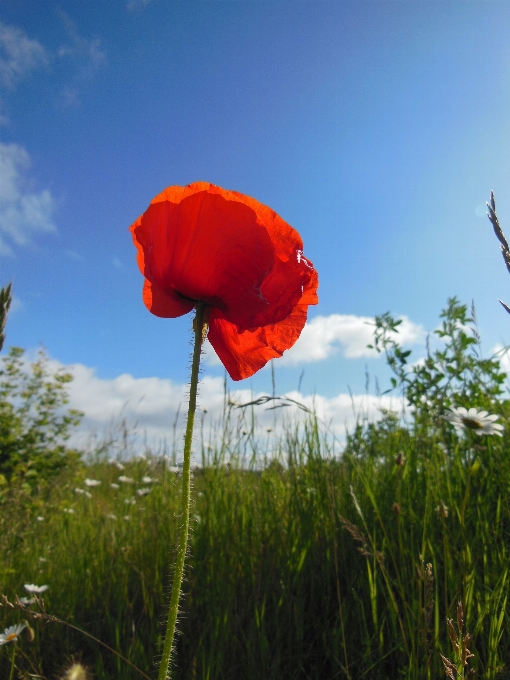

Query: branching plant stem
[[158, 301, 207, 680]]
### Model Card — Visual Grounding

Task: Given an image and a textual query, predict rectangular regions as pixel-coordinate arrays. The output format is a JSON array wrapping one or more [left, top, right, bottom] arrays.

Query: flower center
[[5, 633, 16, 642], [462, 417, 483, 431]]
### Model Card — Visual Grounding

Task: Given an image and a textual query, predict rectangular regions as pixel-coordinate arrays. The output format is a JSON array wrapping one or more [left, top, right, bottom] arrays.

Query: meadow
[[1, 297, 510, 679]]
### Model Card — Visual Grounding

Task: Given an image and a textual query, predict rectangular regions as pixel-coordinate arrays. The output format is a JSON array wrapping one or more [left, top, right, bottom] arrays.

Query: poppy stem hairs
[[158, 301, 207, 680]]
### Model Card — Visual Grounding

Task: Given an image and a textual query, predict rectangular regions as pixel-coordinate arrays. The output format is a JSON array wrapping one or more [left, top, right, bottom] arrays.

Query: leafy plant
[[0, 347, 82, 486], [369, 297, 506, 415]]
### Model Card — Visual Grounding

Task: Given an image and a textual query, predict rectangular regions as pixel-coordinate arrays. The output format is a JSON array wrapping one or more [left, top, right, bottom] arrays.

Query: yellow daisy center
[[462, 417, 483, 431]]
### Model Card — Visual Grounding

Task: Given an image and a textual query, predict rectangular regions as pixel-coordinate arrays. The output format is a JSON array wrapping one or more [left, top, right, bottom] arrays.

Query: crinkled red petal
[[142, 278, 194, 318], [130, 182, 320, 379], [131, 189, 276, 328], [129, 182, 318, 329], [208, 302, 309, 381]]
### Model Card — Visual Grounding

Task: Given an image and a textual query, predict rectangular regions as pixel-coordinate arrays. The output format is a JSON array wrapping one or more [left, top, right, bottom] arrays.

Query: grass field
[[1, 299, 510, 679]]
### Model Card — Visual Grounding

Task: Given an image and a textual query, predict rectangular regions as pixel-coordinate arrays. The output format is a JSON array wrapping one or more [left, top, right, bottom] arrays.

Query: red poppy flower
[[130, 182, 318, 381]]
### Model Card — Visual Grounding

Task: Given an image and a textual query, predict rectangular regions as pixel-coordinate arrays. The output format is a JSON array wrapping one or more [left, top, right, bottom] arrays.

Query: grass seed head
[[60, 662, 91, 680]]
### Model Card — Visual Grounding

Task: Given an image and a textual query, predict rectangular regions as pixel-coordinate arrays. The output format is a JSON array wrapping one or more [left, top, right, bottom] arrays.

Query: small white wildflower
[[111, 460, 125, 470], [166, 466, 179, 474], [74, 488, 85, 495], [24, 583, 49, 593], [124, 497, 136, 505], [110, 483, 120, 489], [123, 515, 131, 521], [106, 513, 117, 520], [118, 476, 134, 483], [142, 476, 156, 484], [136, 487, 151, 497], [444, 407, 504, 436], [19, 597, 35, 605], [36, 516, 44, 522], [38, 557, 47, 563], [0, 623, 26, 645], [84, 478, 101, 487], [84, 491, 92, 499]]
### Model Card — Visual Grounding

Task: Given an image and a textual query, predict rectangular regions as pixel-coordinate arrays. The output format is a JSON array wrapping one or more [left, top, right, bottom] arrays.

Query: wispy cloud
[[0, 142, 56, 256], [0, 16, 106, 116], [65, 250, 85, 262], [0, 22, 48, 90], [57, 12, 106, 73], [56, 10, 107, 107], [203, 313, 424, 368], [127, 0, 153, 13]]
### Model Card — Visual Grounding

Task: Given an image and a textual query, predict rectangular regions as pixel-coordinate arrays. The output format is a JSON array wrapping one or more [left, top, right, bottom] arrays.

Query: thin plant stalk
[[158, 301, 207, 680], [8, 644, 16, 680]]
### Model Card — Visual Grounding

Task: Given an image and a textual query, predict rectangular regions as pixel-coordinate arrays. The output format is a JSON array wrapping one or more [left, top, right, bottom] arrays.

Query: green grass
[[1, 408, 510, 680], [1, 297, 510, 679]]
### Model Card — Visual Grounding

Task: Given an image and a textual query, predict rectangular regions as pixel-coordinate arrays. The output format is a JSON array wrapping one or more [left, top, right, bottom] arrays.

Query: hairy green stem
[[158, 301, 206, 680]]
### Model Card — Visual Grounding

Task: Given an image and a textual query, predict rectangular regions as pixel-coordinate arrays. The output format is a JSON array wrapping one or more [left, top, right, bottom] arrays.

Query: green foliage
[[0, 346, 83, 486], [366, 298, 506, 409], [370, 297, 506, 412]]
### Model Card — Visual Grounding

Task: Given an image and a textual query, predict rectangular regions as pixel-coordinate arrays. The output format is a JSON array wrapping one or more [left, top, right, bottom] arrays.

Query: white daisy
[[136, 488, 151, 497], [444, 407, 504, 436], [24, 583, 49, 593], [110, 483, 120, 490], [19, 597, 35, 605], [0, 623, 26, 645], [84, 478, 101, 487], [36, 516, 44, 522], [142, 476, 156, 484]]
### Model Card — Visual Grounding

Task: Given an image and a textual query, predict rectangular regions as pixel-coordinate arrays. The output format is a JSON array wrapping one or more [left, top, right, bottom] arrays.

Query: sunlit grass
[[1, 404, 510, 679]]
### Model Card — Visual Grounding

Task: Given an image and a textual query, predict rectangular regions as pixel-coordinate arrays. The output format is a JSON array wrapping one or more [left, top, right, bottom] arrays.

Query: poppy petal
[[250, 251, 317, 327], [131, 190, 276, 328], [208, 300, 310, 381], [142, 278, 194, 318]]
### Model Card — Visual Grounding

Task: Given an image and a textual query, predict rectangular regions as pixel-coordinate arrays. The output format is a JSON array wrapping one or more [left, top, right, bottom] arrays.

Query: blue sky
[[2, 1, 510, 445]]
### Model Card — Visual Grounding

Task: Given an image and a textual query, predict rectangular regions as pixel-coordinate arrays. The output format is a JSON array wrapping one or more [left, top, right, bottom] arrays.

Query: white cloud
[[282, 314, 424, 364], [55, 359, 403, 456], [0, 143, 56, 256], [492, 343, 510, 375], [0, 22, 48, 89], [203, 313, 424, 368]]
